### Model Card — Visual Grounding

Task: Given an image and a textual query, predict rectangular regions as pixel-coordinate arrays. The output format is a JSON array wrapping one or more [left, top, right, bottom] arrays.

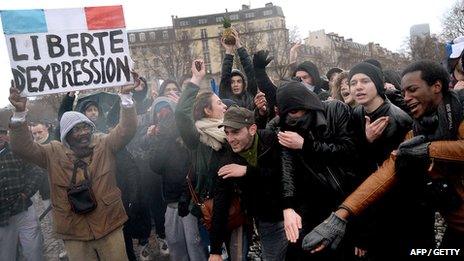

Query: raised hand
[[120, 71, 141, 94], [289, 41, 302, 64], [254, 91, 267, 116], [9, 80, 27, 112], [191, 59, 206, 86]]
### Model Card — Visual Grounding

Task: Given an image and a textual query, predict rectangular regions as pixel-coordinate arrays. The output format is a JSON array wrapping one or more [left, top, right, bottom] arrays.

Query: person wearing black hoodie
[[293, 61, 329, 100], [219, 29, 258, 110], [277, 81, 358, 260]]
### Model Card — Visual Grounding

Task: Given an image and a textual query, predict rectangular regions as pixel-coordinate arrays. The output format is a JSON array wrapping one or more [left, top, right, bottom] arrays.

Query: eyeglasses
[[70, 123, 92, 135]]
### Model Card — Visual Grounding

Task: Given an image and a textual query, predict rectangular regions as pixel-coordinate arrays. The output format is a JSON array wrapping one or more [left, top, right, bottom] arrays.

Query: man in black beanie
[[349, 62, 386, 99], [276, 81, 358, 260], [363, 58, 382, 70]]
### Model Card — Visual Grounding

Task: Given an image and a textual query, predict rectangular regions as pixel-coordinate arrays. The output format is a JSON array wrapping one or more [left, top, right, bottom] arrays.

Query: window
[[179, 20, 189, 26], [162, 31, 169, 39], [263, 10, 273, 16], [129, 34, 135, 43], [149, 32, 156, 40], [246, 22, 254, 32], [200, 29, 208, 39], [198, 18, 207, 25], [181, 31, 189, 40], [245, 12, 255, 19], [139, 33, 146, 42], [230, 14, 239, 20], [202, 40, 209, 52], [216, 17, 224, 23], [266, 20, 273, 29]]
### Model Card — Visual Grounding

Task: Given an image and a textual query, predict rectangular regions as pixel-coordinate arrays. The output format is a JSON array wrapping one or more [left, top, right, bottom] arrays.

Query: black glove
[[253, 50, 273, 69], [395, 135, 431, 176], [302, 212, 347, 251], [178, 200, 190, 217]]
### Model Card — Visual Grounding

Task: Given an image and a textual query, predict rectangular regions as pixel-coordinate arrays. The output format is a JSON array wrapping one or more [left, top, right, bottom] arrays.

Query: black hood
[[231, 69, 247, 95], [276, 81, 324, 119], [75, 99, 107, 133], [294, 61, 322, 90]]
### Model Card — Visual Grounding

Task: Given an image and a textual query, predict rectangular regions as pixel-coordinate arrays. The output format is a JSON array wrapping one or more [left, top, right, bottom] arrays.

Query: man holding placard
[[3, 6, 138, 261]]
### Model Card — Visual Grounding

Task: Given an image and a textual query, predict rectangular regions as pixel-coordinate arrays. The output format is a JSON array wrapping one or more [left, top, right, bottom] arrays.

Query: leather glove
[[253, 50, 273, 69], [302, 212, 347, 251], [395, 135, 430, 176], [178, 200, 190, 217]]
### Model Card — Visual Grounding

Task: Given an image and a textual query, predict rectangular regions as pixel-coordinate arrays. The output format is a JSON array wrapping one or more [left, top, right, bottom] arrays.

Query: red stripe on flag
[[85, 5, 125, 30]]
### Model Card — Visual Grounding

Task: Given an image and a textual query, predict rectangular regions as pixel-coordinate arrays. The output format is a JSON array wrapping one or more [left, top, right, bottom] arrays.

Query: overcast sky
[[0, 0, 457, 107]]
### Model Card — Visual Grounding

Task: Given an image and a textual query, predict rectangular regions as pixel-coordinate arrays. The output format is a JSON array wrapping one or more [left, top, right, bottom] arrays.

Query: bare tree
[[408, 35, 446, 62], [441, 0, 464, 40], [134, 32, 196, 83]]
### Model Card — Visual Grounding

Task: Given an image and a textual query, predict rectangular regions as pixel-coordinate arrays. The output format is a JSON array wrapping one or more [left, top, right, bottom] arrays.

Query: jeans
[[165, 204, 208, 261], [0, 205, 44, 261], [256, 220, 287, 261]]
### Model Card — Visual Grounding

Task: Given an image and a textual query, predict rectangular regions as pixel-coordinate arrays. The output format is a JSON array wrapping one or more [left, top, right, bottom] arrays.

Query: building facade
[[128, 3, 288, 85], [304, 29, 409, 72]]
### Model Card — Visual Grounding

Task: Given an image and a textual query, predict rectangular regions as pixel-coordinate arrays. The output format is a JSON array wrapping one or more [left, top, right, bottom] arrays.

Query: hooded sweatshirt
[[294, 61, 325, 96]]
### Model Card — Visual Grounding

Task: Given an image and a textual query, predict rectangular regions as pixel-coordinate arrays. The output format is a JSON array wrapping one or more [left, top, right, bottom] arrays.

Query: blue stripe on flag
[[1, 9, 47, 35]]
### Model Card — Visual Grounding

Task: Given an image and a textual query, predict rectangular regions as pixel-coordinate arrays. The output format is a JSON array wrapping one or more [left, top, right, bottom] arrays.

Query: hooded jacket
[[277, 83, 358, 229], [149, 98, 190, 203], [10, 105, 137, 240], [219, 47, 258, 109], [293, 61, 327, 98]]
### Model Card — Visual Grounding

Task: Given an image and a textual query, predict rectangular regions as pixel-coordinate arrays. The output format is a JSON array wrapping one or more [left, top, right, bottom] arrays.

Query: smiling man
[[208, 106, 287, 261], [303, 60, 464, 257], [8, 81, 138, 261]]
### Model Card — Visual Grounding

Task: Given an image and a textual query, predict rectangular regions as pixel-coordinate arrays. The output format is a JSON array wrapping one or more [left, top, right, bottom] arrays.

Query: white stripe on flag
[[44, 8, 87, 32]]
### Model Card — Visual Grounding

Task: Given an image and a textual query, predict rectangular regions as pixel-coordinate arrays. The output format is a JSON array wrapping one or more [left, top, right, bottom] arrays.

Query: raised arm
[[237, 46, 257, 96], [219, 37, 235, 100], [58, 92, 75, 120], [106, 87, 138, 153], [8, 83, 48, 169], [253, 50, 277, 119]]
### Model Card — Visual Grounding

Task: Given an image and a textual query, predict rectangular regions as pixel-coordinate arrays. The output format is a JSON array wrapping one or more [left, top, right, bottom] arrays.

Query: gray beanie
[[60, 111, 96, 148]]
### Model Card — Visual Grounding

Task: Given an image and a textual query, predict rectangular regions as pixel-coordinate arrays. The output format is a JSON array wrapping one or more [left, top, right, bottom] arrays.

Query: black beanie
[[363, 59, 382, 70], [276, 81, 324, 117], [349, 62, 385, 99]]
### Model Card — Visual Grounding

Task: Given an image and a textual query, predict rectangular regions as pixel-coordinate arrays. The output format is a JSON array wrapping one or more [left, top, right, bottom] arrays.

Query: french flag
[[1, 5, 125, 35]]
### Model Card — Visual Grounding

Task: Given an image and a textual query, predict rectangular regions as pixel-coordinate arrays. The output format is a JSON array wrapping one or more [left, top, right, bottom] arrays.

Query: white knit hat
[[60, 111, 96, 148]]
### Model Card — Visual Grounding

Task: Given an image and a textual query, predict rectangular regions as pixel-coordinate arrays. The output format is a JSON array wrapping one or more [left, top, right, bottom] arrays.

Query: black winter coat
[[209, 129, 284, 254], [281, 100, 358, 228], [149, 125, 190, 204], [350, 100, 412, 177], [349, 100, 436, 255], [219, 47, 257, 109]]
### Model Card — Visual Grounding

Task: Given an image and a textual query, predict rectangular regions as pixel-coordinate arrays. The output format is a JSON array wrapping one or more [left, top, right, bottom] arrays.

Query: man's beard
[[69, 135, 93, 158]]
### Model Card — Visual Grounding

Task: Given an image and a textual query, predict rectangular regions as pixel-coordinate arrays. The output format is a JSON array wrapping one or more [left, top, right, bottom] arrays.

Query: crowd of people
[[1, 28, 464, 261]]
